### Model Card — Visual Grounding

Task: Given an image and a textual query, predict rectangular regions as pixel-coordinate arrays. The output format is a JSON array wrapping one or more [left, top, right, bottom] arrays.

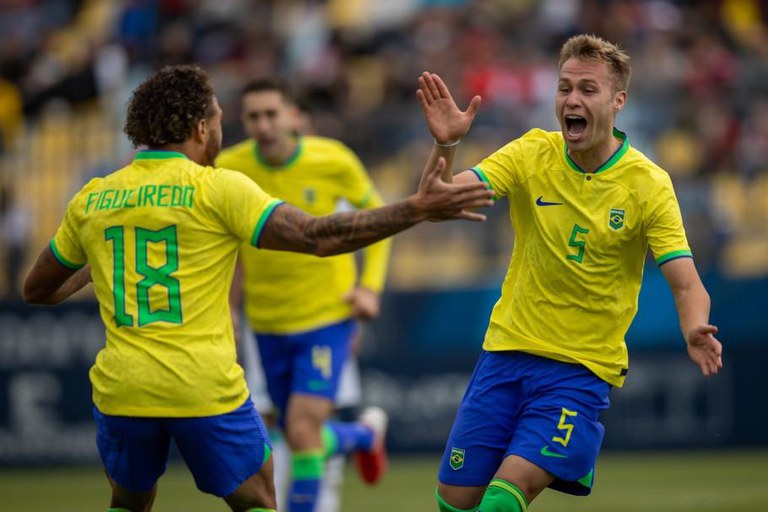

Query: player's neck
[[566, 134, 622, 173], [260, 137, 299, 167], [150, 143, 203, 165]]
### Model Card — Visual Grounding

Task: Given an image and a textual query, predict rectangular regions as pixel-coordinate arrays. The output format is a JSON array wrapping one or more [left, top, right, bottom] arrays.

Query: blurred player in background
[[415, 34, 723, 511], [238, 327, 362, 512], [22, 64, 493, 512], [218, 78, 390, 512]]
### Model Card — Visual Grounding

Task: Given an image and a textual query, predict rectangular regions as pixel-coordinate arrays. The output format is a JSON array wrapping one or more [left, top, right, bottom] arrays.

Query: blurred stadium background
[[0, 0, 767, 510]]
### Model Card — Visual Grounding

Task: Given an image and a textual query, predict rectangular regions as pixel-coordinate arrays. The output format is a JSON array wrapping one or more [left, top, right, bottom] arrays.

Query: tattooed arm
[[258, 157, 493, 256]]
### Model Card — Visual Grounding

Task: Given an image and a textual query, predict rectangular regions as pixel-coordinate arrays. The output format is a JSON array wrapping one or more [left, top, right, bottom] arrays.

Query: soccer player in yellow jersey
[[21, 65, 493, 512], [415, 35, 724, 512], [217, 78, 391, 512]]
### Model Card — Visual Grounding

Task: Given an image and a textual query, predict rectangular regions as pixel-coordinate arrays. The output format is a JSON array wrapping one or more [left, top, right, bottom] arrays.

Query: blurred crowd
[[1, 0, 768, 297]]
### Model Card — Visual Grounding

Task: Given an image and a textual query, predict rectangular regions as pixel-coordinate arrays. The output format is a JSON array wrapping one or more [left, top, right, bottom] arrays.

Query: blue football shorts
[[438, 350, 611, 495], [255, 319, 354, 421], [93, 396, 271, 497]]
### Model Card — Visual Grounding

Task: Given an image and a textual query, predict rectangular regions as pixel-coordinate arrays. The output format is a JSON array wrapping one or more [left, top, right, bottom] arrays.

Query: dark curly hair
[[124, 65, 215, 148]]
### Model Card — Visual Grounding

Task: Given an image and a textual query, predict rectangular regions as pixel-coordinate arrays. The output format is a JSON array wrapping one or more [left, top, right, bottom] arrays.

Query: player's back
[[54, 150, 280, 417]]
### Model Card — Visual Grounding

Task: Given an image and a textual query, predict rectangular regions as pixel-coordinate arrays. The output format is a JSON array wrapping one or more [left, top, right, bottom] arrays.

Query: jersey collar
[[254, 137, 303, 170], [564, 128, 629, 175], [134, 150, 189, 160]]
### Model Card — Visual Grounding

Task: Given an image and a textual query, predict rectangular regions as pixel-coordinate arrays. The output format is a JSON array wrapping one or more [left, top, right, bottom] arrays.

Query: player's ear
[[193, 117, 208, 143], [613, 90, 627, 113]]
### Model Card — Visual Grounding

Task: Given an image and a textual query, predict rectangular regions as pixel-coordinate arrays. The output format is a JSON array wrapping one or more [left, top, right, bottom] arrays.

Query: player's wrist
[[434, 138, 461, 148], [405, 195, 430, 223]]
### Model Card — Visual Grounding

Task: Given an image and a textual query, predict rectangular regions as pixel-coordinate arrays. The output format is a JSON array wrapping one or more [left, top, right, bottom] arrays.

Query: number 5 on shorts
[[552, 407, 578, 447]]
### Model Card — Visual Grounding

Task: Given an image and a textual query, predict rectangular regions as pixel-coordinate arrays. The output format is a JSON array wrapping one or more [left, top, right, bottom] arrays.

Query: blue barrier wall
[[0, 267, 765, 464]]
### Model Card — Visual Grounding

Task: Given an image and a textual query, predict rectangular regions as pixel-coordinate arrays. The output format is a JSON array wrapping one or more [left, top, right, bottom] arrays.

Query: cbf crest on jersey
[[450, 447, 465, 470], [609, 208, 625, 230], [304, 187, 316, 205]]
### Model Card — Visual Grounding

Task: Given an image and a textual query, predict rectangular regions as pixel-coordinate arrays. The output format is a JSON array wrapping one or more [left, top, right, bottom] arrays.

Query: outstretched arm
[[416, 72, 481, 183], [661, 257, 723, 376], [23, 247, 92, 305], [258, 157, 493, 256]]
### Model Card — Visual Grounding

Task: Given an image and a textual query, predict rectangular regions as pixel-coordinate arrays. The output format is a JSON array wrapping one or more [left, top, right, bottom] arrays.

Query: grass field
[[1, 451, 766, 511]]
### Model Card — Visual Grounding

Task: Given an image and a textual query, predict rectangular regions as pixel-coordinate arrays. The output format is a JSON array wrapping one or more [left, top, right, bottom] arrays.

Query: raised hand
[[411, 156, 494, 222], [685, 324, 723, 376], [416, 72, 481, 145]]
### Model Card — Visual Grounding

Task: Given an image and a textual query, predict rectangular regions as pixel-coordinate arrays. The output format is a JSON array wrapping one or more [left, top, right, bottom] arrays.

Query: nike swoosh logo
[[540, 445, 567, 458], [536, 196, 563, 206]]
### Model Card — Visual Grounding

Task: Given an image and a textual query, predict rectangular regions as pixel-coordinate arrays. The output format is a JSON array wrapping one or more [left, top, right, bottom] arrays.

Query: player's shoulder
[[521, 128, 562, 144], [303, 135, 358, 159], [216, 139, 254, 166], [495, 128, 561, 155], [623, 146, 674, 187], [69, 176, 105, 206]]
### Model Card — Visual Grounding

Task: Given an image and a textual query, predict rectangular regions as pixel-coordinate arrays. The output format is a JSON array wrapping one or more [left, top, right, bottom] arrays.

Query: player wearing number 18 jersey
[[50, 151, 280, 417], [22, 65, 494, 512], [416, 34, 723, 512]]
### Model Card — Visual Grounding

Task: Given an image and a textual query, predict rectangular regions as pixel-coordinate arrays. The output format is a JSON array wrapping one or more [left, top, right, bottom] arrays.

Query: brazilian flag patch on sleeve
[[450, 447, 465, 470]]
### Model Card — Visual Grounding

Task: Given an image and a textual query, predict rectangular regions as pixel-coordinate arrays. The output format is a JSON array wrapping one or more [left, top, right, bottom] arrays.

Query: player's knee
[[284, 419, 321, 449], [477, 479, 528, 511], [435, 487, 479, 512]]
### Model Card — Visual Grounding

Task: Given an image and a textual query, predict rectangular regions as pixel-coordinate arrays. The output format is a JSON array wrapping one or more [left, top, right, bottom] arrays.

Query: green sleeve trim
[[356, 188, 373, 208], [655, 249, 693, 266], [489, 479, 529, 509], [49, 239, 85, 269], [291, 451, 325, 480], [262, 442, 272, 466], [471, 166, 493, 190], [321, 424, 339, 457], [250, 200, 284, 248]]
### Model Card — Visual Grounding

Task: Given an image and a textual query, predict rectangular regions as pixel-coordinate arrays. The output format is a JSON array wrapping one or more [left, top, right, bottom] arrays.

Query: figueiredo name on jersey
[[84, 185, 195, 213]]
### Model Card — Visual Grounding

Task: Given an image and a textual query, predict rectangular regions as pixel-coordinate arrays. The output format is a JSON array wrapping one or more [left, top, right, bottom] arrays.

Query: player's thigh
[[438, 351, 525, 488], [507, 364, 610, 496], [104, 472, 159, 512], [224, 455, 277, 511], [93, 407, 171, 493], [290, 320, 353, 402], [284, 393, 334, 449], [255, 332, 293, 415], [169, 397, 275, 499]]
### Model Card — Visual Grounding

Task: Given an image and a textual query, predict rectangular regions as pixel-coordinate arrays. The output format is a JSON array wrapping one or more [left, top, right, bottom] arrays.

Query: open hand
[[412, 157, 494, 222], [416, 72, 481, 144], [686, 324, 723, 376], [344, 286, 380, 321]]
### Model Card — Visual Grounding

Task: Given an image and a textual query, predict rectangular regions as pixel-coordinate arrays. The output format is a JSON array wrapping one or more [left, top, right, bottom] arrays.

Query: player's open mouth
[[565, 115, 587, 137]]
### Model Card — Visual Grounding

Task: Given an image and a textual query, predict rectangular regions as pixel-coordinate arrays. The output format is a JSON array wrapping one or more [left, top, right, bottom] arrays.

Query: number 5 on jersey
[[566, 224, 590, 264]]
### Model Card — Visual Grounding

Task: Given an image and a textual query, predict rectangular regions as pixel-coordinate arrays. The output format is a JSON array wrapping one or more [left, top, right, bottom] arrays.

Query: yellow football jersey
[[51, 151, 282, 416], [216, 136, 390, 334], [474, 129, 691, 387]]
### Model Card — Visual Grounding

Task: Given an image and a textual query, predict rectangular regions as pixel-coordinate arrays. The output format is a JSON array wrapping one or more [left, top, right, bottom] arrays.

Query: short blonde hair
[[558, 34, 631, 92]]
